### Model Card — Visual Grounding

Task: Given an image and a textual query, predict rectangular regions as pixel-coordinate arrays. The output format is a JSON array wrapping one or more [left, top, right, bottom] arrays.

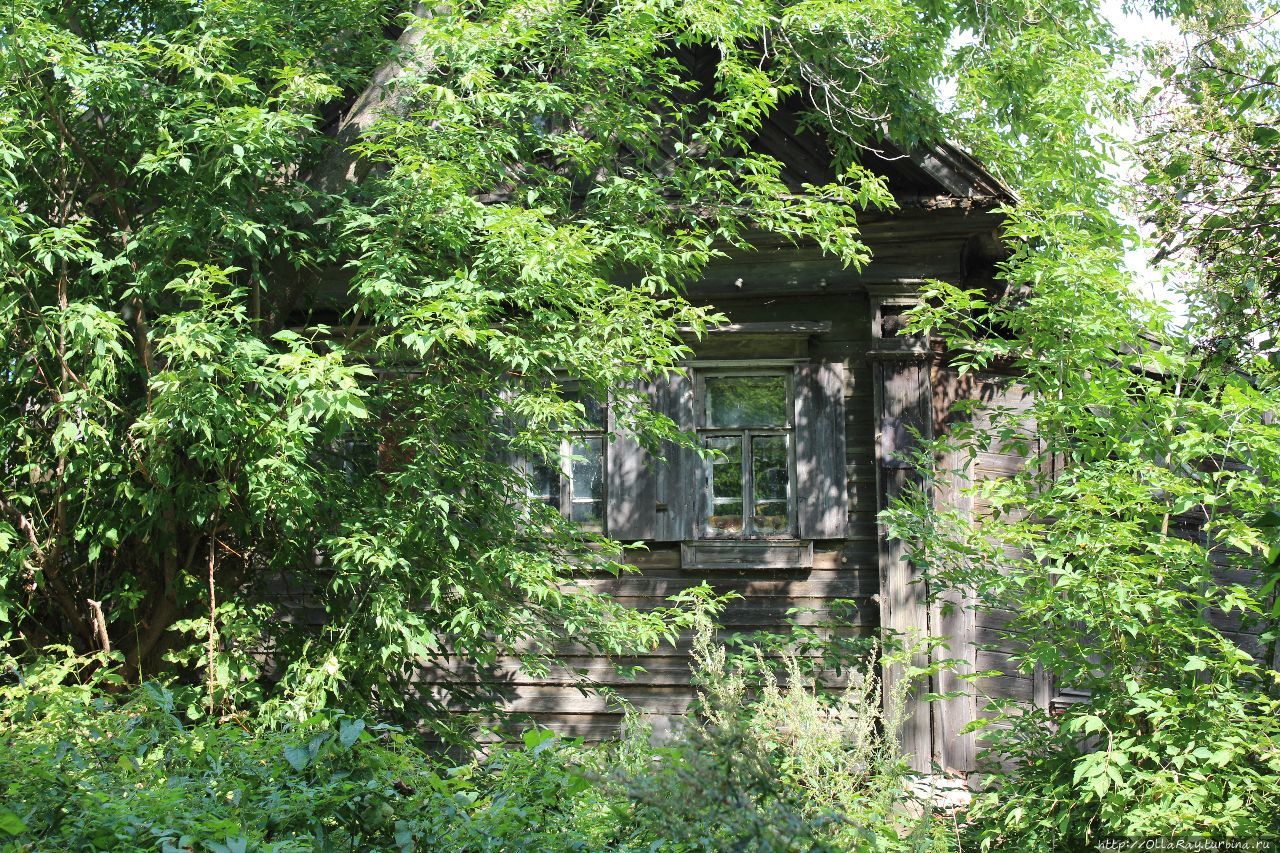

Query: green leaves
[[883, 5, 1280, 842], [339, 718, 366, 749], [0, 810, 27, 836], [282, 743, 312, 772], [1137, 7, 1280, 364]]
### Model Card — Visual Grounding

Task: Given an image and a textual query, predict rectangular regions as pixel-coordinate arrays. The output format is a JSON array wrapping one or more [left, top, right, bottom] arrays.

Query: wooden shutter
[[606, 381, 656, 541], [795, 360, 848, 540], [655, 371, 698, 541], [605, 372, 697, 542]]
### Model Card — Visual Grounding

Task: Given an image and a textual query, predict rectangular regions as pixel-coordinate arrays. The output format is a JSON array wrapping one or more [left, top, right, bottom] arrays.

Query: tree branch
[[310, 3, 435, 194]]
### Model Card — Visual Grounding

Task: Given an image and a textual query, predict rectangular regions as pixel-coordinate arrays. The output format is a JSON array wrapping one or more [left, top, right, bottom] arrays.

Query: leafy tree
[[1138, 3, 1280, 363], [7, 0, 1263, 769], [884, 1, 1280, 841], [0, 0, 962, 728], [893, 247, 1280, 841]]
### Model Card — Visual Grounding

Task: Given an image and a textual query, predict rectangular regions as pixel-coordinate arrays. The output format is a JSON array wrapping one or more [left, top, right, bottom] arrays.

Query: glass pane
[[531, 460, 560, 510], [569, 438, 604, 527], [580, 393, 606, 430], [567, 388, 606, 430], [705, 375, 787, 428], [706, 435, 744, 533], [753, 435, 790, 534]]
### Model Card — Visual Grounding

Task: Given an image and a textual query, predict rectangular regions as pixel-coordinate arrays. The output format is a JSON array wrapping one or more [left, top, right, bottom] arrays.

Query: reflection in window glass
[[705, 375, 787, 428], [570, 438, 604, 528], [532, 460, 560, 511], [527, 385, 606, 531], [579, 394, 606, 430], [752, 435, 789, 534], [706, 435, 744, 533]]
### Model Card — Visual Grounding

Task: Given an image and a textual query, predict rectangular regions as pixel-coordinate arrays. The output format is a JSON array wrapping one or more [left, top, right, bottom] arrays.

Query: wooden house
[[450, 123, 1033, 776]]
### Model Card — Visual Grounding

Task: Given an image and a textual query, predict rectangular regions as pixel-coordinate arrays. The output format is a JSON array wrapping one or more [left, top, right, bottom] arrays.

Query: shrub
[[967, 684, 1280, 845], [0, 654, 441, 851], [597, 623, 958, 852], [0, 628, 954, 852], [891, 261, 1280, 845]]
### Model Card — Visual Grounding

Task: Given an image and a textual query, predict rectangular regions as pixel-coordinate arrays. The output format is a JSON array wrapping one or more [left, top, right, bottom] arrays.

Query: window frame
[[693, 367, 798, 540], [528, 384, 608, 534]]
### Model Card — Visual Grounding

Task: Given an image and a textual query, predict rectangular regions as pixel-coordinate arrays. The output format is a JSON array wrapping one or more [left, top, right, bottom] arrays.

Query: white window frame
[[528, 385, 608, 534], [694, 367, 797, 540]]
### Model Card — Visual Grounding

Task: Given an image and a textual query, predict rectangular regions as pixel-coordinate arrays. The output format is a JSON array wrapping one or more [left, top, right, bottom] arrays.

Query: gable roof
[[752, 107, 1017, 208]]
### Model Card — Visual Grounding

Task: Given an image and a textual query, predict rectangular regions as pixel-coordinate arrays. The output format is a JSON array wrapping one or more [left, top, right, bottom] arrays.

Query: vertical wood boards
[[654, 372, 698, 542], [606, 372, 698, 542], [928, 363, 978, 776], [873, 356, 934, 772], [796, 360, 850, 540], [607, 380, 657, 541]]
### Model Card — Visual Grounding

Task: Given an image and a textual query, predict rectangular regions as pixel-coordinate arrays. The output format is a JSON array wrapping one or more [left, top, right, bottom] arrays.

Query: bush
[[0, 655, 442, 851], [596, 624, 957, 852], [1, 629, 954, 852], [890, 265, 1280, 845], [967, 683, 1280, 845]]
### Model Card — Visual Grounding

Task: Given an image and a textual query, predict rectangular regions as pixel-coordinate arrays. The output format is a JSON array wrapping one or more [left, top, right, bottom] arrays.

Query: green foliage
[[1, 631, 950, 852], [0, 653, 447, 851], [0, 0, 1181, 738], [887, 116, 1280, 849], [969, 684, 1280, 842], [846, 1, 1280, 842], [0, 0, 892, 726], [1138, 1, 1280, 364], [597, 623, 955, 852], [9, 0, 1280, 842]]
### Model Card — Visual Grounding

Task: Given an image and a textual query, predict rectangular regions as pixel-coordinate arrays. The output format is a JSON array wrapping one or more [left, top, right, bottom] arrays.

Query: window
[[529, 390, 606, 532], [696, 371, 795, 538], [512, 340, 848, 549]]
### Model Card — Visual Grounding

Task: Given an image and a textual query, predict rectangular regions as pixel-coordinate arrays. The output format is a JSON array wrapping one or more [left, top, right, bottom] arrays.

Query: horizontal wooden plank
[[974, 626, 1029, 654], [1221, 629, 1272, 660], [592, 598, 877, 624], [622, 549, 682, 569], [974, 454, 1035, 476], [418, 655, 863, 688], [1207, 607, 1271, 636], [975, 649, 1030, 678], [436, 685, 697, 716], [515, 626, 871, 657], [974, 607, 1017, 630], [682, 540, 814, 570], [569, 574, 878, 598], [972, 673, 1034, 703], [481, 717, 628, 743]]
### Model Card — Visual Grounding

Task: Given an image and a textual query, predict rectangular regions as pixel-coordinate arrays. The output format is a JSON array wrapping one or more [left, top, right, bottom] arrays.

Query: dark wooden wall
[[406, 189, 1023, 768], [456, 289, 884, 743]]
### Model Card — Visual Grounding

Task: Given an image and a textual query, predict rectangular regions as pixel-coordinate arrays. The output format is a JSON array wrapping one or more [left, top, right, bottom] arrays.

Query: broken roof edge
[[870, 138, 1020, 207], [754, 105, 1019, 207]]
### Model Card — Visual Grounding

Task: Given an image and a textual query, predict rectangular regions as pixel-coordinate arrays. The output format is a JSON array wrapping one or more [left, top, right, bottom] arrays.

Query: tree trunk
[[311, 3, 435, 194]]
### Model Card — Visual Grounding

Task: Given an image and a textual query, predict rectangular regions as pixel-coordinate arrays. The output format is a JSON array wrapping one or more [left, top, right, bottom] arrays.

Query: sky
[[1101, 1, 1188, 318]]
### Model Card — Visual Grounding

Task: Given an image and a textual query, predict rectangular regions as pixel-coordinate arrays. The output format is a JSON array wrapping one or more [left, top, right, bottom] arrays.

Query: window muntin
[[697, 371, 795, 538]]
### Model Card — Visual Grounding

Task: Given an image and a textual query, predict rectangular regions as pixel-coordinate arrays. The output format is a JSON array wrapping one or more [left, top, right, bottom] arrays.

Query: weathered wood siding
[[473, 290, 884, 742], [438, 187, 1018, 763]]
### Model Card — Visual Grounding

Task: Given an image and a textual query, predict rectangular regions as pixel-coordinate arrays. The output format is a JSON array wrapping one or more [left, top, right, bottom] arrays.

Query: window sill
[[680, 539, 813, 570]]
